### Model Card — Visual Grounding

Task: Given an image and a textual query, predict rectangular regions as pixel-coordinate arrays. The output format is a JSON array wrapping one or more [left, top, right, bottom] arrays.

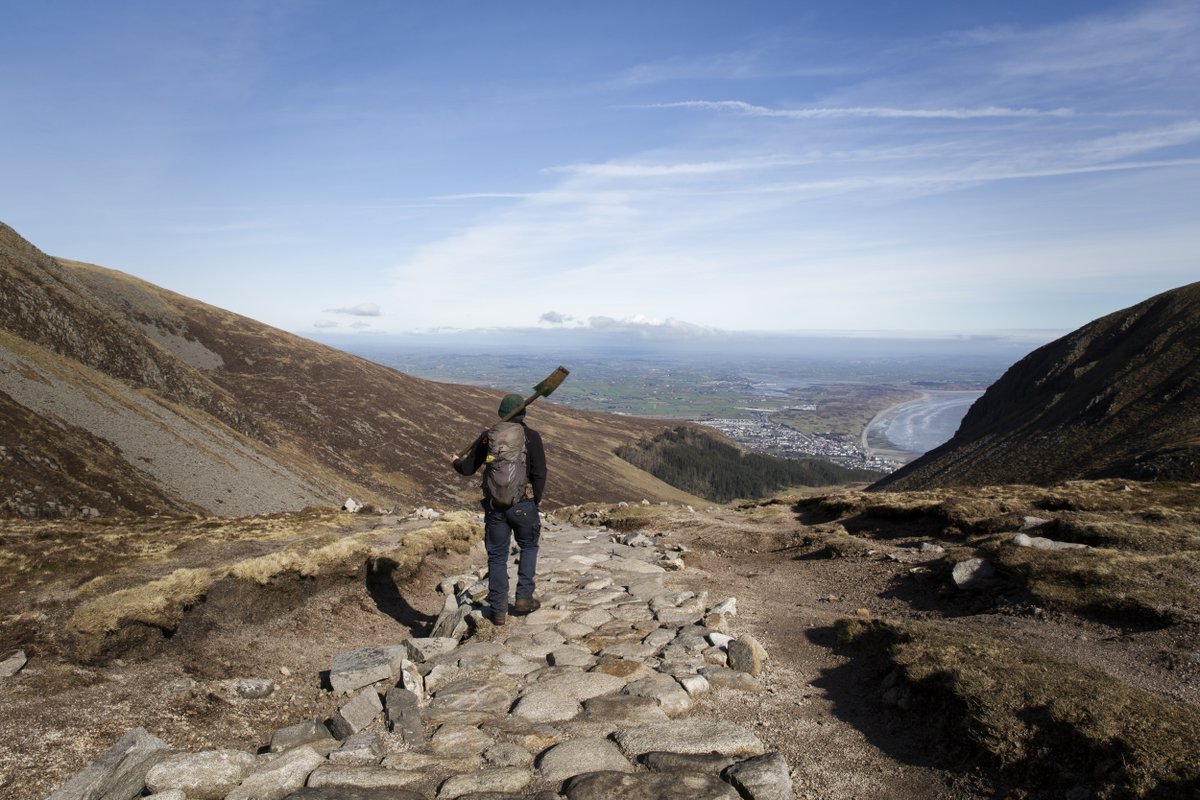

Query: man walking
[[452, 393, 547, 625]]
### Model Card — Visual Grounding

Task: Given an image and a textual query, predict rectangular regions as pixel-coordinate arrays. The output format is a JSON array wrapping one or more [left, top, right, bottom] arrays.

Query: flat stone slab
[[699, 667, 764, 692], [641, 752, 738, 773], [547, 646, 597, 668], [285, 790, 426, 800], [271, 719, 334, 753], [613, 720, 765, 757], [723, 752, 793, 800], [329, 647, 405, 694], [47, 727, 169, 800], [581, 694, 670, 727], [511, 689, 582, 723], [307, 764, 424, 790], [432, 679, 513, 714], [329, 732, 384, 765], [405, 637, 461, 663], [563, 770, 740, 799], [429, 724, 495, 757], [227, 745, 325, 800], [437, 767, 532, 798], [538, 738, 634, 782], [145, 749, 255, 799]]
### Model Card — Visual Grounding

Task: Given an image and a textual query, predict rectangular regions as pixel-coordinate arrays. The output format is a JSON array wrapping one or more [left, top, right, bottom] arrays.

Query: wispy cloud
[[645, 100, 1077, 120], [326, 302, 382, 317], [313, 320, 338, 328]]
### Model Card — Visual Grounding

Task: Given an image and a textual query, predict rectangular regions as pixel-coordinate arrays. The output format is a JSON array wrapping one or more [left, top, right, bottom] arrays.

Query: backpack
[[483, 421, 529, 507]]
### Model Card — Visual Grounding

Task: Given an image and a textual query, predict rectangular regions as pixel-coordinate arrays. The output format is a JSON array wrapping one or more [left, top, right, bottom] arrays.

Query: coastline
[[863, 390, 984, 463], [861, 393, 929, 463]]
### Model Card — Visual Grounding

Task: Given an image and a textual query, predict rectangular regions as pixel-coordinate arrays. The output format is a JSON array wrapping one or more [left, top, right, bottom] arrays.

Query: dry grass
[[62, 512, 482, 655], [837, 618, 1200, 798], [802, 480, 1200, 629]]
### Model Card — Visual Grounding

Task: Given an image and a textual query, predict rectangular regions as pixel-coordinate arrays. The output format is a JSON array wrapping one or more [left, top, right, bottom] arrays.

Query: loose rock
[[145, 750, 255, 799], [563, 770, 740, 800], [538, 737, 633, 781], [722, 752, 793, 800], [47, 727, 169, 800]]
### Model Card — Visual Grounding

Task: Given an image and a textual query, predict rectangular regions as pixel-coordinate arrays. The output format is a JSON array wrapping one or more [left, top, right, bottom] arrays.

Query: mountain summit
[[0, 221, 696, 517], [872, 282, 1200, 491]]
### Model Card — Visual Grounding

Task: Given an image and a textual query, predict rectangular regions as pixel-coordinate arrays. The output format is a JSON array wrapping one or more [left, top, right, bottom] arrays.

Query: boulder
[[429, 724, 494, 758], [436, 767, 533, 798], [285, 788, 425, 800], [329, 647, 405, 694], [404, 637, 460, 663], [306, 765, 423, 790], [708, 597, 737, 616], [1011, 533, 1089, 551], [951, 558, 996, 589], [538, 738, 633, 781], [270, 719, 334, 753], [699, 667, 764, 692], [640, 752, 737, 773], [483, 742, 533, 767], [0, 650, 27, 678], [722, 752, 793, 800], [330, 688, 383, 739], [726, 635, 768, 676], [282, 786, 427, 800], [145, 750, 255, 799], [582, 694, 670, 727], [547, 646, 597, 668], [612, 720, 765, 757], [431, 603, 472, 640], [563, 771, 740, 800], [431, 679, 513, 714], [384, 687, 425, 745], [226, 745, 324, 800], [343, 498, 363, 513], [47, 727, 169, 800], [329, 732, 384, 765]]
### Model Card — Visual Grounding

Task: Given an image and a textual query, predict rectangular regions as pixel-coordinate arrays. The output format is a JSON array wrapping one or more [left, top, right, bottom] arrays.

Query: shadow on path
[[366, 557, 437, 634]]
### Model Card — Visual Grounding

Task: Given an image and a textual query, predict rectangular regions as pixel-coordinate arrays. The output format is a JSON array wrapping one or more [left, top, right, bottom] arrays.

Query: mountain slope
[[872, 281, 1200, 490], [0, 221, 699, 516]]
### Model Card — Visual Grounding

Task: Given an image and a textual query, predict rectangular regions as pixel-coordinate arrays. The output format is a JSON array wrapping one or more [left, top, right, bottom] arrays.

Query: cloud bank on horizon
[[1, 1, 1196, 338]]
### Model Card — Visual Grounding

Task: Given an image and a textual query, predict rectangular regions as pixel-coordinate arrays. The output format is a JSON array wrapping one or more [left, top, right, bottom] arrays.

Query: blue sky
[[1, 1, 1197, 338]]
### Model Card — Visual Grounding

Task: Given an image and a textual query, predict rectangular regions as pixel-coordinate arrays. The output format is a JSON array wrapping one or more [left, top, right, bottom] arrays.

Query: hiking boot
[[512, 596, 541, 615], [489, 609, 507, 626]]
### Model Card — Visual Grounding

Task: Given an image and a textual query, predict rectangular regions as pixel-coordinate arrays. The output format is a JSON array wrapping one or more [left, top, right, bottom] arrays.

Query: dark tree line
[[615, 426, 877, 503]]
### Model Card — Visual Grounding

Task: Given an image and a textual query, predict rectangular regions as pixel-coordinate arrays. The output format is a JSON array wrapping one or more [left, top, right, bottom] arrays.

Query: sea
[[866, 391, 984, 458]]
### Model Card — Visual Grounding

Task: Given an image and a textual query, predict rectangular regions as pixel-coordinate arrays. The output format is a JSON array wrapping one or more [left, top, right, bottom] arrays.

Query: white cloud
[[326, 302, 382, 317], [350, 321, 371, 329], [645, 100, 1077, 119], [313, 320, 338, 328], [539, 311, 573, 324]]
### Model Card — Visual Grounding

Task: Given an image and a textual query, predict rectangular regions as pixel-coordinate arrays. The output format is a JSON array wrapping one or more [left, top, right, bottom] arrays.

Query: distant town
[[699, 412, 900, 472]]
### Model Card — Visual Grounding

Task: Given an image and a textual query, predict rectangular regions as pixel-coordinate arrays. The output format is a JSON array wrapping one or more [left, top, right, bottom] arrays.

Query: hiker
[[452, 393, 547, 625]]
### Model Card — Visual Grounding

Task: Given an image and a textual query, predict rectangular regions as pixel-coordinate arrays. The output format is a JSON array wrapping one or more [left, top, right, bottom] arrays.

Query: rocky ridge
[[0, 220, 704, 519], [873, 280, 1200, 490], [45, 515, 793, 800]]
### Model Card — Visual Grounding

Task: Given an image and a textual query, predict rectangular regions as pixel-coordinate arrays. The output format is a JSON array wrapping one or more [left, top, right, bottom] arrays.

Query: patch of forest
[[615, 426, 878, 503]]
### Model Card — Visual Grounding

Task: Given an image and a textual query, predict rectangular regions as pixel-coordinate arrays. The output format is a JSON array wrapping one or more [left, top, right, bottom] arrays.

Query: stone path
[[48, 516, 793, 800]]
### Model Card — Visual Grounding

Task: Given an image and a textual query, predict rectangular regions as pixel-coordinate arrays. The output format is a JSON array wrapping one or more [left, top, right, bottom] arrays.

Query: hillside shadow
[[366, 557, 437, 634], [805, 625, 974, 775]]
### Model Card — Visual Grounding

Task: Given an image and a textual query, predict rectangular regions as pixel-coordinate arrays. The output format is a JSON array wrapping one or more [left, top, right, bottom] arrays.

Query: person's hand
[[449, 453, 459, 464]]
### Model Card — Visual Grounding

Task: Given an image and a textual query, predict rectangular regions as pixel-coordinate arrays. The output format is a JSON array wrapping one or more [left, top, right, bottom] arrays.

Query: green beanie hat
[[499, 392, 526, 421]]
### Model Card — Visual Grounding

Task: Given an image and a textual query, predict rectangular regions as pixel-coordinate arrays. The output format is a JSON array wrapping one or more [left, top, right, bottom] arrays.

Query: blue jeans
[[483, 499, 540, 614]]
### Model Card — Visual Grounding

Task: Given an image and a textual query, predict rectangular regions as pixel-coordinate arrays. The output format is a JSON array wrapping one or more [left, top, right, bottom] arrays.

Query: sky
[[1, 0, 1197, 340]]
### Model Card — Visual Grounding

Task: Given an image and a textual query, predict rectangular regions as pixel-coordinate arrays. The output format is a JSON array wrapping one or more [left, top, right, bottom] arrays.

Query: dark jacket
[[453, 422, 547, 505]]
